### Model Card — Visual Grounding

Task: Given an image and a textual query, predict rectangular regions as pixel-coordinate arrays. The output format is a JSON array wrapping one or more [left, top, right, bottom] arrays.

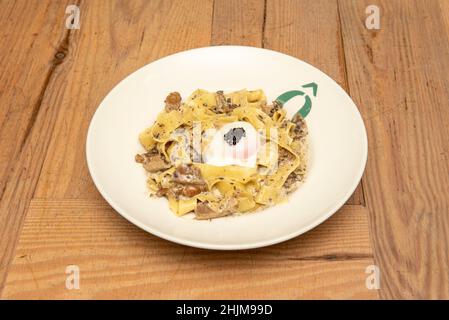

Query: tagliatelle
[[136, 89, 308, 219]]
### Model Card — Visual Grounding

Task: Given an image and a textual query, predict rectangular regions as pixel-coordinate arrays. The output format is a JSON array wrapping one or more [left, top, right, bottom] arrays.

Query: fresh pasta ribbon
[[137, 89, 308, 218]]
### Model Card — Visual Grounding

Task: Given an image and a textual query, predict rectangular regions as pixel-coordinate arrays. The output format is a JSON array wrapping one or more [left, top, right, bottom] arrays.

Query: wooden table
[[1, 0, 448, 299]]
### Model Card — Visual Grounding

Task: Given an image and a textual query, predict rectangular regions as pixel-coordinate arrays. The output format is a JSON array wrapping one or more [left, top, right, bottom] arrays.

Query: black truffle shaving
[[223, 127, 246, 146]]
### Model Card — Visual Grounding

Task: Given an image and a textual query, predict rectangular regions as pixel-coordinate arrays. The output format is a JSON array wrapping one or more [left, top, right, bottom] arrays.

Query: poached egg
[[202, 121, 259, 167]]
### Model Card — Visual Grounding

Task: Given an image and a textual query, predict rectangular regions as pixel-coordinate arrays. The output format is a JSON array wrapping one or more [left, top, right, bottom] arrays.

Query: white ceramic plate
[[86, 46, 367, 250]]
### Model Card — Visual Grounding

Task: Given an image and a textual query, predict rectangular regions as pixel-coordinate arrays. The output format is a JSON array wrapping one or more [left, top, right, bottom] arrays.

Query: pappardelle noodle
[[135, 89, 308, 220]]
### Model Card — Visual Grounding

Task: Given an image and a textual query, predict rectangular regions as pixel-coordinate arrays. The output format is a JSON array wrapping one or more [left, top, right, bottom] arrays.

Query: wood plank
[[2, 200, 376, 299], [264, 0, 365, 205], [0, 0, 73, 293], [338, 0, 449, 298], [439, 0, 449, 46], [0, 0, 214, 296], [0, 0, 69, 188], [211, 0, 265, 46]]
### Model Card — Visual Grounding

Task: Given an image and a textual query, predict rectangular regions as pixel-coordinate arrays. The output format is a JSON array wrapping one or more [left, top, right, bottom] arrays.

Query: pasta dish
[[135, 89, 308, 219]]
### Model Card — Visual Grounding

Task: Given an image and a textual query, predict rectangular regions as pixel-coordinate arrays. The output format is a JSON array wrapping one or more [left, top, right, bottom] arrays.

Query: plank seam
[[286, 253, 373, 262], [210, 0, 215, 43], [262, 0, 267, 48], [336, 1, 379, 300], [337, 0, 366, 207]]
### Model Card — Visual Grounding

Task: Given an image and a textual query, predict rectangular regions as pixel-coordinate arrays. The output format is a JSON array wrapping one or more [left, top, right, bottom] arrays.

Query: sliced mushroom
[[181, 184, 206, 197], [135, 150, 171, 172], [195, 202, 230, 220], [173, 164, 206, 185], [143, 156, 171, 172], [156, 188, 169, 197], [195, 197, 238, 220], [164, 92, 182, 112]]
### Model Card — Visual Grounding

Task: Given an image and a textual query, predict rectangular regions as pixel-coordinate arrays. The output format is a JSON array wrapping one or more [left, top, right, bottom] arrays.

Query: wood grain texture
[[0, 0, 214, 297], [0, 0, 73, 292], [439, 0, 449, 47], [2, 200, 375, 299], [0, 0, 69, 194], [338, 0, 449, 298], [264, 0, 365, 205], [211, 0, 265, 46]]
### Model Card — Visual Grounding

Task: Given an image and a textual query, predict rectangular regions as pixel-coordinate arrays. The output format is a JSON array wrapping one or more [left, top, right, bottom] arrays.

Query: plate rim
[[86, 45, 368, 250]]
